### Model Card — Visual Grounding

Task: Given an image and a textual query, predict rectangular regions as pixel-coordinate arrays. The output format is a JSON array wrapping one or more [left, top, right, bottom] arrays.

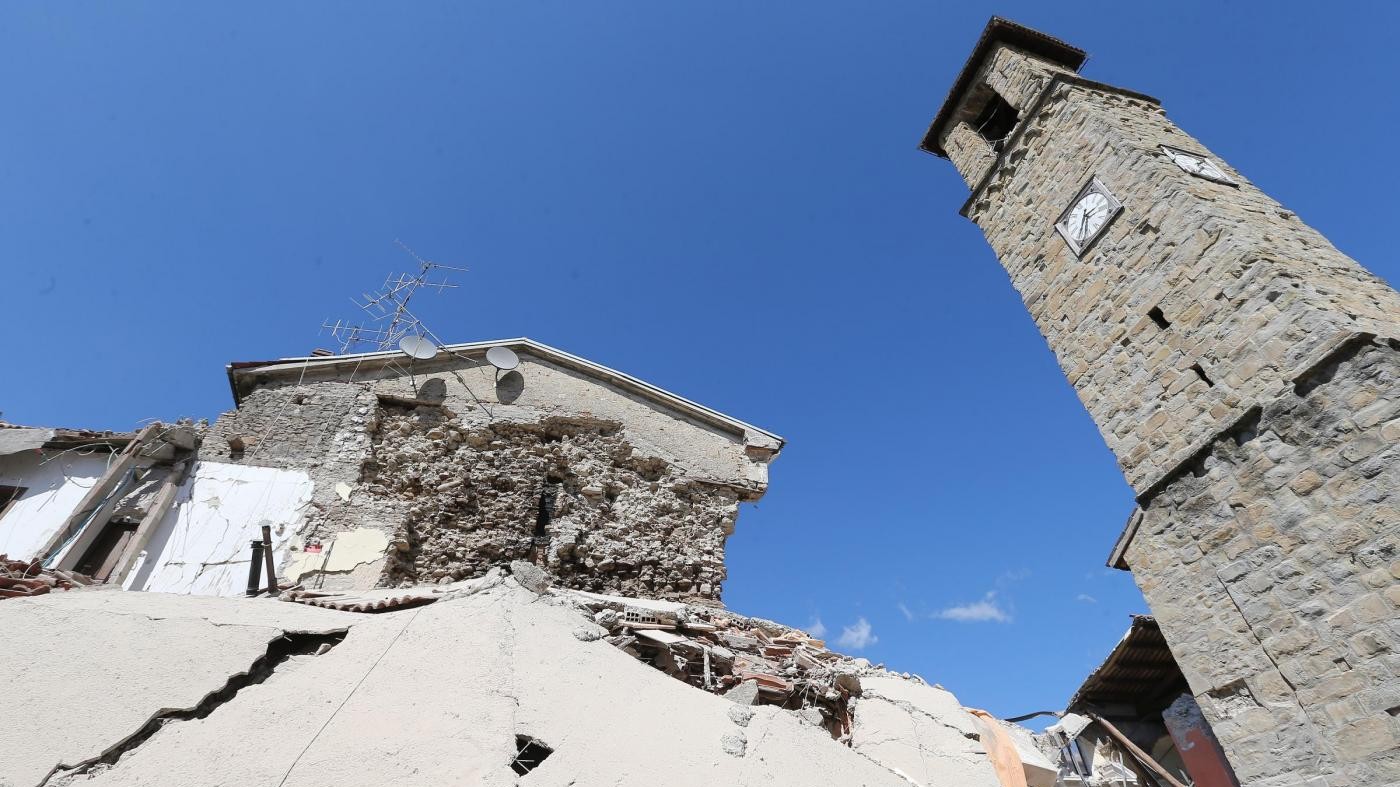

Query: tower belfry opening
[[972, 92, 1018, 151]]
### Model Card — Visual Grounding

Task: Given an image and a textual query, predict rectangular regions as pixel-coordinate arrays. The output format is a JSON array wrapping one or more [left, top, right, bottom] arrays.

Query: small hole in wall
[[1191, 363, 1214, 387], [511, 735, 554, 775], [1387, 706, 1400, 718], [291, 393, 309, 405], [1148, 307, 1170, 330], [534, 478, 560, 538]]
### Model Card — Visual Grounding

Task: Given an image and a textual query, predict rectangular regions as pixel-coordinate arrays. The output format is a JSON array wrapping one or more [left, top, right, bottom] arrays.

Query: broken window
[[510, 735, 553, 775], [0, 485, 26, 521], [972, 91, 1019, 152], [73, 519, 140, 582]]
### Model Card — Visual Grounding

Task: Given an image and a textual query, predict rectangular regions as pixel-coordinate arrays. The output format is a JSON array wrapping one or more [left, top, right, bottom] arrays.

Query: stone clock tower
[[924, 18, 1400, 787]]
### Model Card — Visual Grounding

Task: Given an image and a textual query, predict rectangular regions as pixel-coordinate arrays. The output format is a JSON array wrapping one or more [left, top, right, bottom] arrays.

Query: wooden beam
[[111, 461, 188, 586], [38, 424, 159, 568], [1089, 712, 1189, 787]]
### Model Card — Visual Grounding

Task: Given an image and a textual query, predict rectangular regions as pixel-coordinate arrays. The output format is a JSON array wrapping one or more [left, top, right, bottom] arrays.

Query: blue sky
[[3, 2, 1398, 722]]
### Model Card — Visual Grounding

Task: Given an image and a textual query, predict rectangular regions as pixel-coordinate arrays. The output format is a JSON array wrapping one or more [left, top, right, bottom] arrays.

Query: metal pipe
[[246, 540, 265, 596], [261, 525, 278, 595]]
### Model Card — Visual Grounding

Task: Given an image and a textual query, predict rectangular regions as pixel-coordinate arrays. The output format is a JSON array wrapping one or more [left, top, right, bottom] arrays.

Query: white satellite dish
[[398, 335, 438, 360], [486, 346, 520, 371]]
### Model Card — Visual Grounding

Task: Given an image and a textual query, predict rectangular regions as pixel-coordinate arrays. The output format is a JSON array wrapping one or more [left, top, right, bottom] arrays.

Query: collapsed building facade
[[2, 338, 781, 603], [0, 336, 1062, 787], [923, 17, 1400, 787]]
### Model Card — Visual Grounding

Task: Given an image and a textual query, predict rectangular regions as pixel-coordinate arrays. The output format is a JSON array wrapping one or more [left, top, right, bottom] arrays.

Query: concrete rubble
[[1, 578, 1028, 787]]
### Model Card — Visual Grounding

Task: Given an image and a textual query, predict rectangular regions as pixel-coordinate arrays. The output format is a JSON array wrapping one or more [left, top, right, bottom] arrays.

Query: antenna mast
[[321, 242, 466, 354]]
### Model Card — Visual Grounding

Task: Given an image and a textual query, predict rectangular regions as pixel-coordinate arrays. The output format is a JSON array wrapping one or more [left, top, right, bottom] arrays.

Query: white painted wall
[[0, 450, 111, 563], [125, 460, 314, 596]]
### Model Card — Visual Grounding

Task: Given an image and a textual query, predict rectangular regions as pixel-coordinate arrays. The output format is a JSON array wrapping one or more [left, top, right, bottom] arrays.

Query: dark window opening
[[972, 92, 1019, 152], [1191, 363, 1214, 388], [533, 478, 561, 538], [0, 485, 27, 520], [74, 519, 140, 582], [1148, 307, 1170, 330], [511, 735, 554, 775]]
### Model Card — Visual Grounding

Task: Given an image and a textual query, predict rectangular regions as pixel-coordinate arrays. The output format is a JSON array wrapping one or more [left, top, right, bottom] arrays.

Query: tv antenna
[[320, 241, 467, 354]]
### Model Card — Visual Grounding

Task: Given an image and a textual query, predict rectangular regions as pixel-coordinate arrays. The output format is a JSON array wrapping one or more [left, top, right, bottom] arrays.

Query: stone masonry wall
[[952, 76, 1400, 494], [364, 403, 736, 599], [942, 44, 1076, 189], [201, 350, 769, 603], [1127, 337, 1400, 787], [935, 41, 1400, 786]]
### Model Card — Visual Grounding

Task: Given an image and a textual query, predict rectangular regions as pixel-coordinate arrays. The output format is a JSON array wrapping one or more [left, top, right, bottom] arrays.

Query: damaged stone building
[[204, 337, 782, 602], [923, 17, 1400, 787], [3, 14, 1397, 787], [1, 338, 781, 603], [1, 336, 1068, 787]]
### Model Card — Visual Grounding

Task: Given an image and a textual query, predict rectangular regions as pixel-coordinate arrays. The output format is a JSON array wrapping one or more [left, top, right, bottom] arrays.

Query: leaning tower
[[924, 18, 1400, 786]]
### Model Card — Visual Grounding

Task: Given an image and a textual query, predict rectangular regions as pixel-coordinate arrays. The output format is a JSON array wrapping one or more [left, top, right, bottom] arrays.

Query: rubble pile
[[561, 591, 887, 742], [361, 404, 738, 602], [0, 555, 92, 600]]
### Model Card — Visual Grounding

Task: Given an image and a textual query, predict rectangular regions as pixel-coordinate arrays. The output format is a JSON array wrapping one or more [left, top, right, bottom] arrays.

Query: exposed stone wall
[[934, 39, 1400, 787], [958, 72, 1400, 493], [1126, 338, 1400, 786], [937, 44, 1077, 189], [945, 121, 996, 188], [364, 404, 735, 601], [199, 350, 771, 602]]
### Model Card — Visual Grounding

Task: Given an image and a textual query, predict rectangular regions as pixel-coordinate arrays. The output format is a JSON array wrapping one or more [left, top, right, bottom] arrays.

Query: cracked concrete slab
[[14, 583, 928, 786], [0, 590, 362, 787], [852, 677, 1002, 787]]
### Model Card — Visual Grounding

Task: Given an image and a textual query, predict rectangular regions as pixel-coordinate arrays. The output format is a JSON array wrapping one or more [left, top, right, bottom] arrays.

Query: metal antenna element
[[320, 242, 468, 354]]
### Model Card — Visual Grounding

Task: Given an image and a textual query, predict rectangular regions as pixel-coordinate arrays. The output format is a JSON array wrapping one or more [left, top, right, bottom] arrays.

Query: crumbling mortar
[[362, 407, 738, 602]]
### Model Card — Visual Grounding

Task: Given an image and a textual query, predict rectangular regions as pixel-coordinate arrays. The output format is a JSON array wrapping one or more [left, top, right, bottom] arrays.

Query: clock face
[[1161, 145, 1236, 185], [1065, 192, 1112, 243], [1055, 177, 1122, 256]]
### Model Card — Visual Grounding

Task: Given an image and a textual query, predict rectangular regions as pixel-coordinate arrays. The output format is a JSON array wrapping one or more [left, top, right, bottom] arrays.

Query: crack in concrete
[[859, 692, 981, 741], [37, 628, 346, 787]]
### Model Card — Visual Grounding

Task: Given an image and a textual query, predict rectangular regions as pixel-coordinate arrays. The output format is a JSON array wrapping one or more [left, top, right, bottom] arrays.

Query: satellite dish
[[398, 335, 438, 360], [486, 346, 520, 371]]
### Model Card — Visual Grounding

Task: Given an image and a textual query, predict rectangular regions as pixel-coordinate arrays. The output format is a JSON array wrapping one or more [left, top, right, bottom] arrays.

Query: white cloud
[[935, 592, 1012, 624], [804, 618, 828, 638], [1076, 594, 1098, 604], [836, 617, 879, 650], [897, 602, 915, 622]]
